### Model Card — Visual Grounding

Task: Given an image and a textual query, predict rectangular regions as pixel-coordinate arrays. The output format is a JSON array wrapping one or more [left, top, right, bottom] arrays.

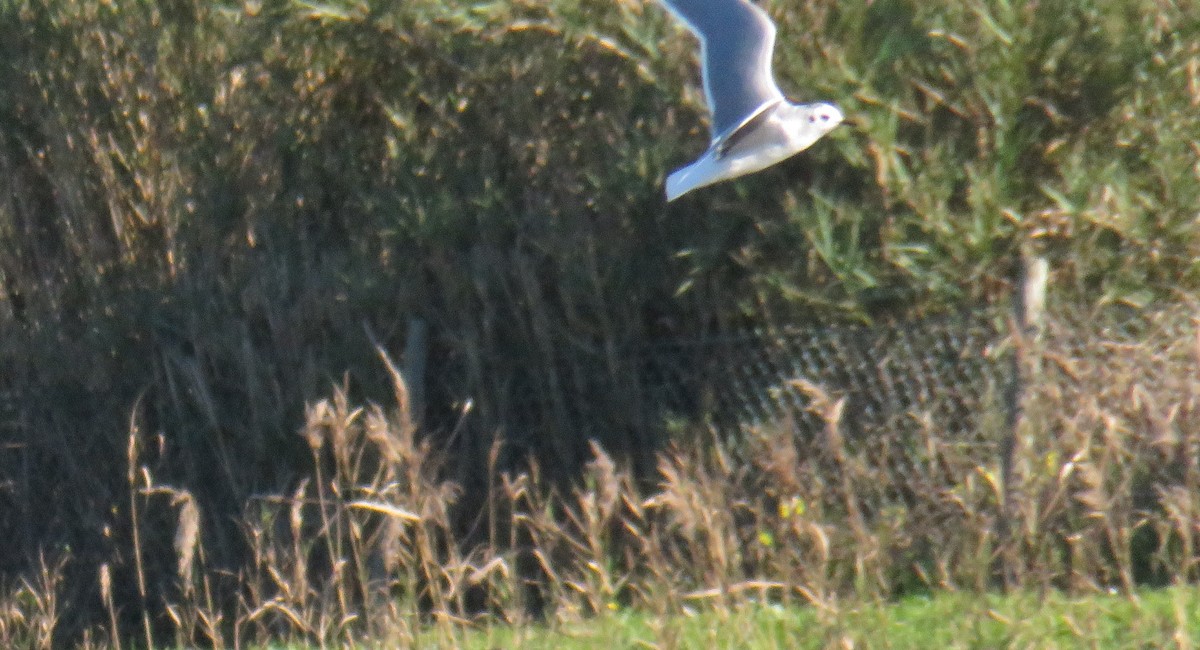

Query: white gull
[[656, 0, 844, 201]]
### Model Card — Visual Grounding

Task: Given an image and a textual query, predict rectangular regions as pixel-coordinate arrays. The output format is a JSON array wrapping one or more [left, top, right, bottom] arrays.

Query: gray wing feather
[[714, 98, 781, 157], [658, 0, 784, 140]]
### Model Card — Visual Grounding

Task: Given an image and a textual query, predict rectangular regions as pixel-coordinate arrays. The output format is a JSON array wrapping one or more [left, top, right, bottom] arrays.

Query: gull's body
[[657, 0, 843, 201]]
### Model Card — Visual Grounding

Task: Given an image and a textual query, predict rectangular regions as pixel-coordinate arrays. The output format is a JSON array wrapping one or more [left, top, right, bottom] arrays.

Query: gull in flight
[[656, 0, 844, 201]]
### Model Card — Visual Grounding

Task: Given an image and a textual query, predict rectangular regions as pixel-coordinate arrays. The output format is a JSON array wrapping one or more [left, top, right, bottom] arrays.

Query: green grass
[[460, 587, 1200, 649]]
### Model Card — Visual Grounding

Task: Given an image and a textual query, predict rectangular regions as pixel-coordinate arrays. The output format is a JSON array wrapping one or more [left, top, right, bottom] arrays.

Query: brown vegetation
[[3, 304, 1196, 647], [0, 0, 1197, 645]]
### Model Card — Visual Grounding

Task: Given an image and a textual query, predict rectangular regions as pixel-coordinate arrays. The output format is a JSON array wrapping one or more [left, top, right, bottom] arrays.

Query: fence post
[[1000, 253, 1049, 586]]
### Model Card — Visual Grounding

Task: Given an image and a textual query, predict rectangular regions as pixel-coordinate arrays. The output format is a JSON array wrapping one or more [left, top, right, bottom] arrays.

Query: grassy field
[[0, 0, 1198, 647], [461, 587, 1200, 649]]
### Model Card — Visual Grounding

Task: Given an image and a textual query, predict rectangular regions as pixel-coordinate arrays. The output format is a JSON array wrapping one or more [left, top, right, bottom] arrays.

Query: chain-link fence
[[449, 306, 1022, 475], [635, 309, 1012, 439], [467, 299, 1195, 474]]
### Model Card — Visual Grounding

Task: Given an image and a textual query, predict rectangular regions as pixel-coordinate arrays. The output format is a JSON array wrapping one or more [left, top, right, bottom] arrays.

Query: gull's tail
[[665, 166, 694, 202], [665, 154, 722, 202]]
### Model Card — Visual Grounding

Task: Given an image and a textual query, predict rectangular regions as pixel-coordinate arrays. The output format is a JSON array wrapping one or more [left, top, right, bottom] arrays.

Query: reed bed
[[3, 304, 1195, 647], [0, 0, 1197, 645]]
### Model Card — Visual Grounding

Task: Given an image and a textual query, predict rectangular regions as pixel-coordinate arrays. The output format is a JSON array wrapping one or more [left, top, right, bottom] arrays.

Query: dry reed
[[6, 303, 1172, 647]]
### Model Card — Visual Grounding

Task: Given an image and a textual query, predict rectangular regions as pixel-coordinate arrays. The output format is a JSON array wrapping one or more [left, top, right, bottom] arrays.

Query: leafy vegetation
[[0, 0, 1197, 646]]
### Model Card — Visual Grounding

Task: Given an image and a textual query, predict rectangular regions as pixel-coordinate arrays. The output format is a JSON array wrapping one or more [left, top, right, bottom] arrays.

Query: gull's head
[[781, 101, 844, 151], [805, 102, 844, 134]]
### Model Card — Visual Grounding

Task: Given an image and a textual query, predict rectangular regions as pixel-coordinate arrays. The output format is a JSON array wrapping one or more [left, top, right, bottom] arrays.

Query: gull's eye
[[819, 113, 830, 122], [808, 115, 816, 123]]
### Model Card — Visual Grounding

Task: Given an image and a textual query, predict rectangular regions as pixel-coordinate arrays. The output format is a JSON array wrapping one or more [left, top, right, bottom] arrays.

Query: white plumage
[[657, 0, 844, 201]]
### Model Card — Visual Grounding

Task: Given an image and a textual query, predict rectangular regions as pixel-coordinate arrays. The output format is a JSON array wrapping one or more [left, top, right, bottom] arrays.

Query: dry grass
[[1, 304, 1192, 647], [0, 0, 1198, 646]]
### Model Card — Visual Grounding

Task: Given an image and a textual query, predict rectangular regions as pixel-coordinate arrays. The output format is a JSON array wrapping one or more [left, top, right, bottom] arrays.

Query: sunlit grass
[[462, 587, 1200, 649]]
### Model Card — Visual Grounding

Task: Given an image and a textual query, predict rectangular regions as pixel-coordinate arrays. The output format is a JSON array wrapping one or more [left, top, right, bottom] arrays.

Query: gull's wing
[[714, 97, 781, 157], [658, 0, 785, 140]]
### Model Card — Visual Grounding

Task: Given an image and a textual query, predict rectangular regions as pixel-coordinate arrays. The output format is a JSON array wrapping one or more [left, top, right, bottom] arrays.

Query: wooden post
[[1000, 253, 1049, 586]]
